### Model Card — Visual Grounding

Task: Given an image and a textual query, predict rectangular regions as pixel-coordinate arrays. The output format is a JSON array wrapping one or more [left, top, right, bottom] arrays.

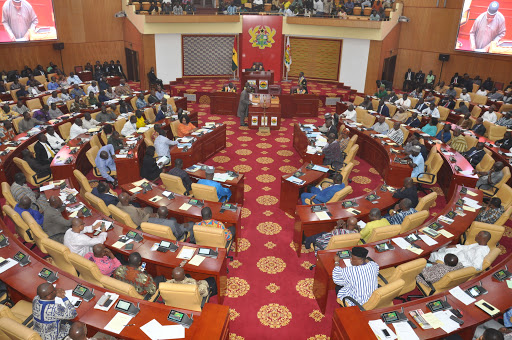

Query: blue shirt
[[421, 124, 437, 137], [14, 204, 44, 225], [197, 179, 232, 202], [136, 98, 148, 109], [315, 183, 345, 203], [410, 153, 424, 179], [47, 82, 59, 90], [436, 130, 451, 143], [154, 110, 166, 122], [95, 144, 116, 182], [154, 135, 177, 159], [67, 75, 82, 85]]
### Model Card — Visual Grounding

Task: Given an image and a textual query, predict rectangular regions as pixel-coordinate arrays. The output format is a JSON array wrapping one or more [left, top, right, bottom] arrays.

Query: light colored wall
[[339, 39, 371, 92], [155, 34, 183, 83]]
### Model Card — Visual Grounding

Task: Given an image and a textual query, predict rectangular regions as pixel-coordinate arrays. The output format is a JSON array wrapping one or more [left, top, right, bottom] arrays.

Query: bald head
[[48, 196, 62, 209], [444, 254, 459, 267], [99, 151, 109, 160], [37, 282, 56, 300], [92, 243, 105, 258], [403, 177, 414, 187], [19, 196, 32, 210], [119, 192, 130, 205], [157, 206, 168, 219], [346, 217, 358, 230], [68, 322, 87, 340], [476, 231, 491, 245], [172, 267, 185, 281], [128, 252, 142, 267], [71, 217, 85, 231]]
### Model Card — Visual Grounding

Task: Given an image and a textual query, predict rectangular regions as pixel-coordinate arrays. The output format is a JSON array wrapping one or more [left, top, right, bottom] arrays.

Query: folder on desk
[[475, 300, 500, 316]]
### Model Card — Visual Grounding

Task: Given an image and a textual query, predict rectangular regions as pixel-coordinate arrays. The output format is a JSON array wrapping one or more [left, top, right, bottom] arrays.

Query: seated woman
[[140, 146, 162, 181], [177, 114, 197, 137]]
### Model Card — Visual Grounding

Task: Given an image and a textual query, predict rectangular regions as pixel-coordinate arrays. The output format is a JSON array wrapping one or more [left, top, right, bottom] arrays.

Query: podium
[[241, 70, 274, 93], [210, 92, 239, 115], [248, 94, 281, 131]]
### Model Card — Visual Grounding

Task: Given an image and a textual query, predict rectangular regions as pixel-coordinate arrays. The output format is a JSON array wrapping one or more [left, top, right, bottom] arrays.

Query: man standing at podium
[[298, 72, 308, 94], [237, 82, 252, 126]]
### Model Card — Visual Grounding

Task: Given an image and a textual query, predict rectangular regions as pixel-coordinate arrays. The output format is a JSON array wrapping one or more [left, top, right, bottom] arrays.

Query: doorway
[[125, 48, 139, 82], [382, 55, 397, 85]]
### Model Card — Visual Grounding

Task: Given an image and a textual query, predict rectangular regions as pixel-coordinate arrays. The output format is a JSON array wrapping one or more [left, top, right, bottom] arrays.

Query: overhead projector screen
[[0, 0, 57, 43]]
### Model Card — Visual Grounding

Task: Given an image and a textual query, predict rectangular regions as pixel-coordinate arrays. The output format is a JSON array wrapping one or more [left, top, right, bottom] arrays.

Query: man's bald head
[[172, 267, 185, 281], [19, 196, 32, 210], [71, 217, 85, 232], [92, 243, 105, 258], [68, 322, 87, 340], [444, 254, 459, 267], [118, 192, 130, 205], [99, 151, 109, 160], [346, 217, 358, 230], [48, 196, 62, 209], [368, 208, 381, 221], [476, 231, 491, 245], [403, 177, 414, 187], [157, 206, 168, 219], [37, 282, 56, 300]]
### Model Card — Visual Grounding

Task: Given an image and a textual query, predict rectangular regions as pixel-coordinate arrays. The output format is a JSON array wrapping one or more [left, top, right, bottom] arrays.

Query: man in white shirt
[[459, 88, 471, 102], [46, 126, 66, 151], [121, 115, 138, 137], [482, 106, 497, 123], [394, 93, 411, 110], [476, 88, 488, 96], [154, 128, 178, 163], [82, 112, 99, 130], [313, 0, 324, 15], [422, 103, 440, 118], [253, 0, 263, 10], [429, 231, 491, 271], [344, 104, 357, 122], [60, 88, 71, 102], [63, 218, 108, 257], [69, 118, 88, 139], [371, 116, 389, 134], [87, 80, 99, 95], [46, 91, 62, 106], [67, 72, 82, 86]]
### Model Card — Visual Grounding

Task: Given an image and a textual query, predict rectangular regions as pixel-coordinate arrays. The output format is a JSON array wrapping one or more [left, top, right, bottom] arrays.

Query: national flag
[[232, 37, 238, 72], [284, 36, 292, 72]]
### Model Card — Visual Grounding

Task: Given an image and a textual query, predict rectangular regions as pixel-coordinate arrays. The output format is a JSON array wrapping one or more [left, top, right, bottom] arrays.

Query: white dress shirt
[[422, 107, 440, 118], [459, 93, 471, 101], [69, 123, 88, 139], [47, 96, 61, 106], [121, 121, 137, 137], [82, 118, 99, 130], [67, 75, 82, 85], [395, 98, 411, 109], [482, 111, 497, 123], [46, 132, 65, 150], [345, 109, 357, 122], [476, 89, 488, 96], [63, 226, 107, 257], [87, 85, 99, 94]]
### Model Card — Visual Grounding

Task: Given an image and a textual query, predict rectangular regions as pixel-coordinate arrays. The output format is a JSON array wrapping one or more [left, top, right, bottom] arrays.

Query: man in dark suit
[[34, 134, 56, 166], [415, 70, 425, 88], [376, 99, 390, 117], [403, 68, 415, 91], [414, 98, 428, 112], [464, 142, 486, 167], [298, 72, 308, 93], [22, 149, 51, 178], [91, 181, 119, 206], [404, 112, 421, 128], [440, 95, 456, 110], [237, 82, 252, 126], [472, 117, 486, 136]]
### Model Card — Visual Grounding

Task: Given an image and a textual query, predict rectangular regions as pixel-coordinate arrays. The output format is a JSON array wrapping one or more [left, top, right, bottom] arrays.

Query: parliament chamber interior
[[0, 0, 512, 339]]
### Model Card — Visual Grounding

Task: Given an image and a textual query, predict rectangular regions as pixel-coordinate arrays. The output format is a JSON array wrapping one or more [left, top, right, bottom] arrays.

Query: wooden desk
[[280, 94, 319, 118], [292, 123, 324, 164], [331, 254, 512, 340], [0, 225, 230, 339], [313, 186, 482, 314], [248, 94, 281, 130], [170, 124, 226, 169], [120, 182, 242, 255], [186, 165, 245, 205], [210, 92, 239, 115], [77, 71, 93, 82], [241, 71, 274, 93]]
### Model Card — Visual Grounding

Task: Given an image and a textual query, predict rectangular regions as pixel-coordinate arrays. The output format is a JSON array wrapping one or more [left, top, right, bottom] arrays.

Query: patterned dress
[[32, 296, 77, 340], [113, 266, 157, 296]]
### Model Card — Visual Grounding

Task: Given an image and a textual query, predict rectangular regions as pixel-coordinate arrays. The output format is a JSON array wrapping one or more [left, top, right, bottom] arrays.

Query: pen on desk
[[123, 324, 135, 327]]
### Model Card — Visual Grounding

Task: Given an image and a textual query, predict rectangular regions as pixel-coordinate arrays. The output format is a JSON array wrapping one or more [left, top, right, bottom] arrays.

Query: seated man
[[121, 115, 138, 137], [48, 103, 63, 120], [195, 207, 235, 241], [15, 196, 44, 225], [42, 196, 72, 243], [457, 113, 473, 130], [19, 112, 45, 133], [0, 120, 16, 142], [301, 173, 345, 205], [136, 93, 148, 110], [392, 107, 408, 123], [332, 246, 379, 306], [496, 131, 512, 150], [34, 134, 56, 166], [166, 267, 214, 298], [496, 112, 512, 129], [107, 131, 124, 151], [482, 106, 498, 124], [95, 144, 117, 186], [386, 198, 417, 225], [428, 231, 491, 271], [394, 93, 411, 110], [84, 244, 121, 277], [22, 149, 52, 178], [115, 78, 133, 97], [387, 121, 404, 145], [415, 98, 428, 112], [95, 106, 117, 123], [371, 116, 389, 134], [322, 133, 344, 169], [305, 217, 359, 250], [472, 117, 487, 136], [464, 141, 486, 167], [154, 128, 177, 164], [408, 145, 425, 180], [91, 181, 119, 206], [148, 206, 194, 242], [360, 96, 374, 110], [421, 118, 439, 137], [360, 208, 390, 243], [33, 283, 77, 340], [376, 98, 390, 117], [64, 218, 108, 256], [344, 104, 357, 122], [168, 158, 193, 194], [448, 128, 467, 153], [416, 253, 464, 286], [113, 252, 163, 297], [455, 102, 470, 115], [33, 106, 52, 122], [475, 162, 505, 191], [404, 111, 421, 128], [421, 103, 440, 118], [459, 88, 471, 102], [321, 116, 337, 137], [11, 172, 49, 212], [117, 192, 154, 227], [82, 112, 99, 130], [475, 197, 505, 225], [436, 124, 452, 143], [318, 113, 333, 133], [392, 177, 418, 207], [69, 118, 88, 139], [197, 166, 232, 202]]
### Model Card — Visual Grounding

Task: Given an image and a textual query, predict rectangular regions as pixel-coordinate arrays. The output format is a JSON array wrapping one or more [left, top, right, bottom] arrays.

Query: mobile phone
[[74, 300, 82, 308], [93, 230, 100, 236], [141, 262, 146, 271]]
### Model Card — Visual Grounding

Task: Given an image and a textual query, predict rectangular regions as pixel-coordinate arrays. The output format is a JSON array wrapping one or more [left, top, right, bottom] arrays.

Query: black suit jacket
[[34, 141, 54, 166], [377, 104, 390, 117], [472, 124, 486, 136], [415, 73, 425, 84], [140, 154, 162, 181], [404, 72, 415, 81], [464, 147, 485, 167]]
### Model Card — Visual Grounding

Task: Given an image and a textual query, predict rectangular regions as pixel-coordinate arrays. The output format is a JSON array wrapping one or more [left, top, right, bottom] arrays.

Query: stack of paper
[[39, 184, 55, 191], [433, 311, 461, 333], [188, 255, 206, 266], [140, 319, 186, 340], [393, 321, 419, 340], [213, 173, 230, 182], [177, 247, 196, 260], [449, 286, 475, 305], [104, 312, 133, 334], [419, 234, 438, 246], [94, 292, 119, 311], [368, 320, 397, 339], [315, 211, 330, 221], [462, 197, 482, 209], [311, 165, 329, 173], [392, 237, 411, 250], [0, 258, 19, 274], [286, 176, 305, 185]]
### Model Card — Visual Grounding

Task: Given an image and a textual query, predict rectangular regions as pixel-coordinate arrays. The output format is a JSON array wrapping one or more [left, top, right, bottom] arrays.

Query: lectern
[[241, 70, 274, 93]]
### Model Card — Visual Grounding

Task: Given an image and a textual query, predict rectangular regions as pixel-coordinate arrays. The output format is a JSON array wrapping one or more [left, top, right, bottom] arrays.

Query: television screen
[[0, 0, 57, 43], [455, 0, 512, 55]]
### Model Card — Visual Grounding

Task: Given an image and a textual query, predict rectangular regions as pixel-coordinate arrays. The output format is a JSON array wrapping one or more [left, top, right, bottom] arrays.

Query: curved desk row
[[0, 224, 230, 339], [331, 254, 512, 340]]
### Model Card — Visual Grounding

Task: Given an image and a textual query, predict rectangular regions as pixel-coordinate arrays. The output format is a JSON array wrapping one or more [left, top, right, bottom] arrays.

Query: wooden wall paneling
[[53, 0, 86, 43], [81, 0, 124, 42], [288, 37, 341, 81], [365, 40, 382, 95], [142, 34, 156, 90]]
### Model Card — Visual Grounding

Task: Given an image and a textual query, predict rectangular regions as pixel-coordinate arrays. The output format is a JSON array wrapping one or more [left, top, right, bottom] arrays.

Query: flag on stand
[[232, 36, 238, 72], [284, 36, 292, 72]]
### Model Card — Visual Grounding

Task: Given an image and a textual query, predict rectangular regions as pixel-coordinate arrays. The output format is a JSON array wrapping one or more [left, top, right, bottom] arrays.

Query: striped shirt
[[386, 208, 417, 225], [333, 261, 379, 306], [2, 0, 38, 39], [387, 128, 404, 145]]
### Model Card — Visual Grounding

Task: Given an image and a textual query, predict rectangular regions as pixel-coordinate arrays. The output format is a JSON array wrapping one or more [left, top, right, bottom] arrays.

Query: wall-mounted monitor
[[455, 0, 512, 56], [0, 0, 57, 43]]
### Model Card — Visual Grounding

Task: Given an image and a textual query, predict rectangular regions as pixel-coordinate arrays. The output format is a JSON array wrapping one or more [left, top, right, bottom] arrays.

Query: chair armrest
[[416, 172, 436, 184], [477, 183, 499, 196], [378, 273, 389, 285], [359, 239, 366, 244], [417, 273, 436, 296], [22, 315, 33, 327], [461, 231, 467, 245], [342, 296, 366, 311]]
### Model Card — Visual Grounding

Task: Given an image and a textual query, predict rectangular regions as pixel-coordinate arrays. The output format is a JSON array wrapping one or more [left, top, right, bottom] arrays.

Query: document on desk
[[368, 319, 397, 340], [449, 286, 475, 305], [421, 313, 443, 329], [129, 187, 142, 193], [0, 258, 19, 274], [437, 229, 454, 238], [115, 154, 128, 159], [311, 165, 329, 173], [392, 237, 411, 250], [39, 184, 55, 191], [393, 321, 419, 340], [286, 176, 305, 185], [433, 310, 460, 333], [179, 203, 192, 211], [177, 247, 196, 260], [419, 234, 438, 246], [133, 179, 148, 186], [188, 255, 206, 266], [104, 312, 133, 334], [315, 211, 331, 221]]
